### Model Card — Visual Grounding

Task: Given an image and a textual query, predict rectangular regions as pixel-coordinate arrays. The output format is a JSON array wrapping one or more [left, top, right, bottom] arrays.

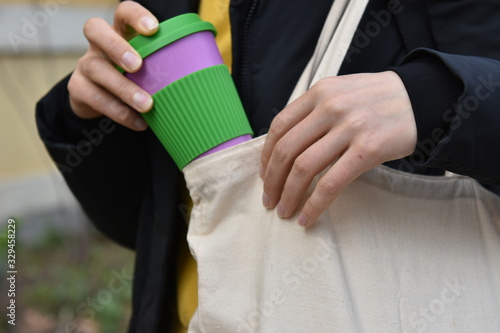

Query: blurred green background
[[0, 222, 134, 333]]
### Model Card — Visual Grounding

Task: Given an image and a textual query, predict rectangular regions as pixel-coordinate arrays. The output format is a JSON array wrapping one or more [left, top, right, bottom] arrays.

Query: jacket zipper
[[240, 0, 259, 113]]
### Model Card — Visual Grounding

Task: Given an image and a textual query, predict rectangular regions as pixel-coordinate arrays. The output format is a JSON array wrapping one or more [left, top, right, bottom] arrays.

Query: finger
[[262, 111, 331, 210], [84, 17, 142, 73], [69, 74, 148, 131], [261, 78, 342, 176], [68, 73, 101, 119], [298, 147, 369, 227], [80, 55, 153, 112], [114, 1, 159, 38], [261, 91, 316, 176], [276, 130, 350, 219]]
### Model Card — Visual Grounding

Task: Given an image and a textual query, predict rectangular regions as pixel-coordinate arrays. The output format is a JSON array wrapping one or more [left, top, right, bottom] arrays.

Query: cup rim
[[117, 13, 216, 73]]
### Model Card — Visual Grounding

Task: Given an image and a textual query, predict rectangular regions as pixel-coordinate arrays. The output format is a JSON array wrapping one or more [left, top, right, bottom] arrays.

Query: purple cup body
[[126, 30, 250, 159], [196, 135, 253, 160], [126, 31, 223, 95]]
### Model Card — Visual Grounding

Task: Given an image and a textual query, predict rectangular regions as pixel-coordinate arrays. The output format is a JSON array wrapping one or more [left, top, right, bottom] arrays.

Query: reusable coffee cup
[[119, 13, 253, 169]]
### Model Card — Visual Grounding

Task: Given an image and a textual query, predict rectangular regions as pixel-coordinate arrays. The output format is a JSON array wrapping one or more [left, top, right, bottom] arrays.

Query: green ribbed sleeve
[[143, 65, 253, 169]]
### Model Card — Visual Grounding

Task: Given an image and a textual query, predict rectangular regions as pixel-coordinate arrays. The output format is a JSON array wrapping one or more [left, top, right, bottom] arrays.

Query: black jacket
[[36, 0, 500, 331]]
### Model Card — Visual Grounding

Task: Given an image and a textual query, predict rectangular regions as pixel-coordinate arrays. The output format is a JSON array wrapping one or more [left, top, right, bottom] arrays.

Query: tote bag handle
[[288, 0, 370, 103]]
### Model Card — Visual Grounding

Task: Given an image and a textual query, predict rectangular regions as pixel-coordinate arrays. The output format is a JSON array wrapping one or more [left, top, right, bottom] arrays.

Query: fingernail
[[262, 192, 271, 208], [133, 91, 153, 111], [277, 202, 286, 218], [259, 165, 264, 178], [298, 213, 308, 227], [122, 51, 141, 71], [134, 117, 148, 130], [141, 16, 158, 31]]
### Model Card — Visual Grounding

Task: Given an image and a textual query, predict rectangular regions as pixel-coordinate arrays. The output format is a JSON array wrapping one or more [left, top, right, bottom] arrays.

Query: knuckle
[[268, 115, 289, 138], [311, 77, 334, 96], [292, 156, 312, 179], [317, 177, 338, 196], [82, 56, 104, 77], [312, 78, 329, 91], [273, 140, 289, 162], [83, 17, 104, 38], [303, 198, 321, 219], [67, 74, 77, 94], [75, 56, 85, 69], [67, 73, 85, 104], [115, 77, 130, 96], [114, 107, 132, 124], [75, 56, 90, 73], [267, 124, 281, 139], [108, 97, 124, 111], [117, 0, 135, 11], [343, 115, 365, 134], [116, 1, 147, 24], [116, 1, 127, 9], [263, 182, 279, 195], [115, 1, 131, 18], [321, 94, 348, 117], [107, 35, 126, 54], [318, 99, 336, 119], [91, 91, 106, 107]]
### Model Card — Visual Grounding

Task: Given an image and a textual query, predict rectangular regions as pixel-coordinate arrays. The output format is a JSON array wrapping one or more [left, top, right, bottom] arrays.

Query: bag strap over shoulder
[[288, 0, 436, 105], [287, 0, 370, 103]]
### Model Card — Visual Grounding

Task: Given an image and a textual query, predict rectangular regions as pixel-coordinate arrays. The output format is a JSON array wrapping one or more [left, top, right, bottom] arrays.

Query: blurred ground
[[0, 224, 134, 333]]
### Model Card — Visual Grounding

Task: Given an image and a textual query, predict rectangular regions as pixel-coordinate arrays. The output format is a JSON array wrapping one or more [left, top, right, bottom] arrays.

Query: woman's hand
[[68, 1, 159, 130], [260, 71, 417, 227]]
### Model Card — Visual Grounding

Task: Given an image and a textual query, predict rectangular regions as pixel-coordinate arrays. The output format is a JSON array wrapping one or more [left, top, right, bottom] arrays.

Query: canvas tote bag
[[183, 0, 500, 331]]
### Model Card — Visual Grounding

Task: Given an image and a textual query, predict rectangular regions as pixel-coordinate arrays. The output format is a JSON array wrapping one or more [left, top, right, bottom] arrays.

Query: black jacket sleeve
[[34, 0, 201, 250], [36, 74, 149, 249], [390, 0, 500, 186]]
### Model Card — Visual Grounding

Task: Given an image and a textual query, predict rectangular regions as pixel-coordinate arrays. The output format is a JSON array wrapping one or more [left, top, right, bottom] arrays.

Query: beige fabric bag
[[185, 0, 500, 331]]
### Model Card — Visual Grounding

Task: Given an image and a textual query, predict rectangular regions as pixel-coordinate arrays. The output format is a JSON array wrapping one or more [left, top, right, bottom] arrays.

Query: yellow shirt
[[175, 1, 232, 332], [199, 0, 232, 71]]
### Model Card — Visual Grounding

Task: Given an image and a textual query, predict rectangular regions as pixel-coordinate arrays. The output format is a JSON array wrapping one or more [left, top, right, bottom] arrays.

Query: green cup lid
[[117, 13, 216, 73]]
